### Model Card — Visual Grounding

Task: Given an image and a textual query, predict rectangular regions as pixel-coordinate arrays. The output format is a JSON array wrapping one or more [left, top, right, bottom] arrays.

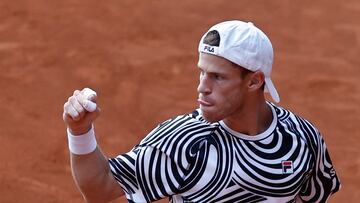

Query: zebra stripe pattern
[[109, 103, 340, 202]]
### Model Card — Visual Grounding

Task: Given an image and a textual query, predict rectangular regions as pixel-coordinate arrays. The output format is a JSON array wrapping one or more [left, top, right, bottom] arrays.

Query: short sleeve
[[109, 145, 183, 202], [108, 114, 216, 202], [297, 131, 341, 202]]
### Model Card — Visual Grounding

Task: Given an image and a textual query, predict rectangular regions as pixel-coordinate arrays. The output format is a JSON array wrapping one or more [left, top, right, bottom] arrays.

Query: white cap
[[198, 20, 280, 103]]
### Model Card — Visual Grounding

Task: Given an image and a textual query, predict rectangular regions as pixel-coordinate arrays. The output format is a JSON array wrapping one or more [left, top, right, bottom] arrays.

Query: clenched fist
[[63, 88, 100, 135]]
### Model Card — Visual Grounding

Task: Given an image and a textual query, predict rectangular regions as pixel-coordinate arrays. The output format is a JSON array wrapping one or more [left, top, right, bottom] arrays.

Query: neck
[[223, 98, 273, 136]]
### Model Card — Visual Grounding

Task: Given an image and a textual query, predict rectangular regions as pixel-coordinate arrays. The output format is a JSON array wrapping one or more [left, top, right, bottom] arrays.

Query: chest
[[231, 133, 314, 181], [223, 132, 314, 200], [184, 132, 314, 202]]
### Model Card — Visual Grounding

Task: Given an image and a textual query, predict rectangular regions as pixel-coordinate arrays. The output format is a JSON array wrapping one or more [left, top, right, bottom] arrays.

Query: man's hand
[[63, 88, 100, 135]]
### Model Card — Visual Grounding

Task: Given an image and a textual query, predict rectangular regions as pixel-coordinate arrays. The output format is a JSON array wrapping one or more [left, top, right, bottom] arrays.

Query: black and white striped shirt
[[109, 103, 340, 202]]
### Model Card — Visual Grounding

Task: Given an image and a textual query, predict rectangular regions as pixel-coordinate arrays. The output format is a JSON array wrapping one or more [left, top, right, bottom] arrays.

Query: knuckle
[[75, 93, 82, 100], [73, 90, 80, 95], [74, 103, 85, 113], [69, 96, 79, 104], [64, 102, 71, 111], [68, 96, 73, 103], [73, 90, 77, 95], [77, 95, 87, 106]]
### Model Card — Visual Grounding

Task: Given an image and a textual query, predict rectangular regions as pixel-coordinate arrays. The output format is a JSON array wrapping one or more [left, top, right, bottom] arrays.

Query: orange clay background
[[0, 0, 359, 202]]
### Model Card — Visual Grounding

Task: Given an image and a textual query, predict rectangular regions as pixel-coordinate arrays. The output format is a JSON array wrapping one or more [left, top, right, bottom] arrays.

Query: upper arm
[[296, 129, 341, 202], [108, 115, 215, 202], [109, 147, 183, 202]]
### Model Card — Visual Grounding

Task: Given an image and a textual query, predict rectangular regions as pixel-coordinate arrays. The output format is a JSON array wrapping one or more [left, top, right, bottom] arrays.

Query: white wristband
[[67, 126, 97, 155]]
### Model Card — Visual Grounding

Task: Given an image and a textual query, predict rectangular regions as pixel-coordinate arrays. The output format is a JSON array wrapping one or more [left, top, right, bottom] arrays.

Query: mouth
[[197, 98, 213, 107]]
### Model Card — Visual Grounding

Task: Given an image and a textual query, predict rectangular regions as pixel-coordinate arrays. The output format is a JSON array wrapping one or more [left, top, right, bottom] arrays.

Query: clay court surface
[[0, 0, 359, 202]]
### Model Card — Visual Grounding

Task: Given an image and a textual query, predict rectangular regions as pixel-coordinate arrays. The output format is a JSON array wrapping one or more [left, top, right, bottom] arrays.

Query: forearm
[[63, 88, 124, 202], [67, 128, 124, 202], [70, 147, 121, 202]]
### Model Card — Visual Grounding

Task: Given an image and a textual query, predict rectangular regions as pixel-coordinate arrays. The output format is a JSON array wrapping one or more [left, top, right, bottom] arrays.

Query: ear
[[248, 71, 265, 91]]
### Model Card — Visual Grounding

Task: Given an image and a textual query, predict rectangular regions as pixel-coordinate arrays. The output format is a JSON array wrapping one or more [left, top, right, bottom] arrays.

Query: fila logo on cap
[[203, 45, 215, 53], [282, 160, 294, 174]]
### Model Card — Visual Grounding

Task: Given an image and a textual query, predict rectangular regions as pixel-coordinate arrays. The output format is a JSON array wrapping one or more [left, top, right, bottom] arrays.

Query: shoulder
[[139, 109, 217, 153], [270, 103, 321, 145]]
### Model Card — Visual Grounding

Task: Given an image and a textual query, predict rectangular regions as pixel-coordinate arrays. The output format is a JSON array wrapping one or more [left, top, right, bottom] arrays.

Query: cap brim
[[265, 77, 280, 103]]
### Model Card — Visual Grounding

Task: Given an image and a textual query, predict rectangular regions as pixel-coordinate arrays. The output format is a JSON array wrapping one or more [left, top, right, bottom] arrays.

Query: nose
[[197, 74, 211, 94]]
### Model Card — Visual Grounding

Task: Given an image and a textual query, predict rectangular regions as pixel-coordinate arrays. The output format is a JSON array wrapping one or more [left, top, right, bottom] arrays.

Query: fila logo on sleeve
[[282, 160, 294, 174]]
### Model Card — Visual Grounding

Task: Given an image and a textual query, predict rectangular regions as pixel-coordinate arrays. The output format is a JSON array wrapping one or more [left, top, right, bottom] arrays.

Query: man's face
[[197, 53, 249, 122]]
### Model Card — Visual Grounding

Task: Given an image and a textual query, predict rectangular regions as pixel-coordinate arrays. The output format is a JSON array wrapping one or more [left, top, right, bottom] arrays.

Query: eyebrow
[[197, 66, 229, 76]]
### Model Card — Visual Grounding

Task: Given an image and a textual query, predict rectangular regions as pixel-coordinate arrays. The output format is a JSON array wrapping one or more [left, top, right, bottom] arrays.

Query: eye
[[214, 74, 223, 80], [198, 69, 205, 78]]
